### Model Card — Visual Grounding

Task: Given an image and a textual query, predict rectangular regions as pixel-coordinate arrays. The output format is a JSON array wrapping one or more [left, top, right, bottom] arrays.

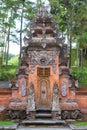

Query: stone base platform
[[22, 119, 65, 125]]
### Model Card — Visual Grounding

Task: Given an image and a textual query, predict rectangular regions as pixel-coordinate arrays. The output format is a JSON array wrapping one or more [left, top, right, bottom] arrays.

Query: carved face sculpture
[[40, 57, 46, 65]]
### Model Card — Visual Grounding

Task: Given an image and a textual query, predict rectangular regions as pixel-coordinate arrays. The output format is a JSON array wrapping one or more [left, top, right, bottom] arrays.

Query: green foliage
[[74, 121, 87, 126], [72, 67, 87, 84], [49, 0, 87, 42], [0, 42, 4, 47], [79, 32, 87, 49], [0, 0, 35, 67], [0, 56, 18, 81], [71, 49, 76, 66], [71, 49, 87, 86], [8, 55, 18, 65], [0, 121, 13, 126]]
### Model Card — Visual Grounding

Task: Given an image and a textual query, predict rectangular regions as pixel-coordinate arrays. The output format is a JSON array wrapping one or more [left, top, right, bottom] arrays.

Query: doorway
[[37, 68, 51, 108]]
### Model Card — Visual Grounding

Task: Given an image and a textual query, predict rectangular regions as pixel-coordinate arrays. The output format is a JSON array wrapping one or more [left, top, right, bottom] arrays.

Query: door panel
[[37, 78, 51, 108]]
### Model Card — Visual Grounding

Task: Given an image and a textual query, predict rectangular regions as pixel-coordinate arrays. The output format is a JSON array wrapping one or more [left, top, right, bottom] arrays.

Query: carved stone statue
[[27, 83, 35, 111], [52, 83, 60, 111]]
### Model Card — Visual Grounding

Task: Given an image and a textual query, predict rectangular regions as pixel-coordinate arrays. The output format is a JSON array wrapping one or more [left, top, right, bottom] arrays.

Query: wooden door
[[37, 78, 51, 108]]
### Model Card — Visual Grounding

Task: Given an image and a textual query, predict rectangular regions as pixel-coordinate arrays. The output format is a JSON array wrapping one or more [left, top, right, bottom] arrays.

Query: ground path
[[17, 126, 71, 130]]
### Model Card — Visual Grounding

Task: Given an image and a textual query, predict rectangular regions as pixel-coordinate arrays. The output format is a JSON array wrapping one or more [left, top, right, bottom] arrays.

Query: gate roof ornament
[[23, 5, 65, 50]]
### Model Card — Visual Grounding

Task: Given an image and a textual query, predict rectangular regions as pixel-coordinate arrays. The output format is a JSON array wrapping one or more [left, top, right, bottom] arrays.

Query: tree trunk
[[67, 32, 72, 68], [79, 49, 83, 69], [76, 42, 79, 67], [69, 35, 72, 68], [6, 27, 10, 69], [19, 6, 24, 58]]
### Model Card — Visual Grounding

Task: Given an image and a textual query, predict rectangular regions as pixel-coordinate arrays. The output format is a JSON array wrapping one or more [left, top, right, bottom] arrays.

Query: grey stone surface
[[52, 83, 60, 111], [62, 81, 67, 97], [0, 124, 18, 130], [17, 127, 71, 130], [27, 83, 35, 111], [69, 124, 87, 130], [36, 108, 51, 111], [0, 81, 9, 88], [0, 105, 6, 112], [36, 113, 52, 118], [22, 120, 65, 125], [21, 80, 26, 97]]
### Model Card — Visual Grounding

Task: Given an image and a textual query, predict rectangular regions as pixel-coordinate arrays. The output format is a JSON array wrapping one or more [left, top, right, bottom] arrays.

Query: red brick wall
[[0, 88, 12, 108], [76, 88, 87, 113]]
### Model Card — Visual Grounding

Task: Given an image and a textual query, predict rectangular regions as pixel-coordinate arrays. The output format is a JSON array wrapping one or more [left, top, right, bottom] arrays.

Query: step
[[36, 108, 51, 112], [36, 113, 52, 118], [22, 119, 65, 125]]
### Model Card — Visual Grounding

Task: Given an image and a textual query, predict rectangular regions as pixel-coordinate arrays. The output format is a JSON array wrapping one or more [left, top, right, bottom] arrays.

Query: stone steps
[[36, 108, 51, 112], [22, 119, 65, 125], [35, 108, 52, 119], [36, 113, 52, 118]]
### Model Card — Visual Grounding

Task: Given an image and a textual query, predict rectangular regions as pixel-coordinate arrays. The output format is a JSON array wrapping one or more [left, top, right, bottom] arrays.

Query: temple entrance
[[37, 68, 51, 108]]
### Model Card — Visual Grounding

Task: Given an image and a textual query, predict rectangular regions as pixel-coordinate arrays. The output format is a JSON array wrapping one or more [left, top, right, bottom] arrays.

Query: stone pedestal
[[27, 110, 36, 120], [52, 109, 61, 120]]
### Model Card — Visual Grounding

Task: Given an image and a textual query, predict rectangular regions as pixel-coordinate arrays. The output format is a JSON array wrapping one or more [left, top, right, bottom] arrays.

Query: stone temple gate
[[6, 5, 81, 120]]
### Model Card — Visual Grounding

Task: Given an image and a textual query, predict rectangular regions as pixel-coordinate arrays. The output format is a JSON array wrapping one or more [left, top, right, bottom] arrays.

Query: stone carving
[[16, 66, 29, 76], [27, 83, 35, 111], [21, 80, 26, 96], [52, 83, 60, 111], [16, 98, 22, 102], [28, 51, 58, 74], [10, 78, 19, 89], [37, 5, 50, 18], [62, 81, 67, 97], [75, 80, 79, 88]]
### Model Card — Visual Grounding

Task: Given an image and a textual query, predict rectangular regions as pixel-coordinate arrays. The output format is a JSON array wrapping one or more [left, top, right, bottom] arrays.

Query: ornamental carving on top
[[28, 51, 58, 74], [36, 5, 52, 19], [23, 5, 65, 48]]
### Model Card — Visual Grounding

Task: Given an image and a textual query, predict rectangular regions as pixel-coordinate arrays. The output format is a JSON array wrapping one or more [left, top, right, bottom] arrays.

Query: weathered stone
[[27, 83, 35, 111], [21, 80, 26, 97], [52, 83, 60, 110], [61, 81, 67, 97]]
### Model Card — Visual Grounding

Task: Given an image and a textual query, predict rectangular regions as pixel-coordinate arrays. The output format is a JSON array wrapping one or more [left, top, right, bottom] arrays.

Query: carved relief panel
[[52, 83, 60, 111], [27, 83, 35, 111], [21, 80, 26, 96], [61, 81, 67, 97], [28, 51, 58, 74]]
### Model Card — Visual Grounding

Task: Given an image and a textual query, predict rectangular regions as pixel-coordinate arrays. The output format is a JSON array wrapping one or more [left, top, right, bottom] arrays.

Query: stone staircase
[[35, 108, 52, 119], [22, 108, 65, 126]]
